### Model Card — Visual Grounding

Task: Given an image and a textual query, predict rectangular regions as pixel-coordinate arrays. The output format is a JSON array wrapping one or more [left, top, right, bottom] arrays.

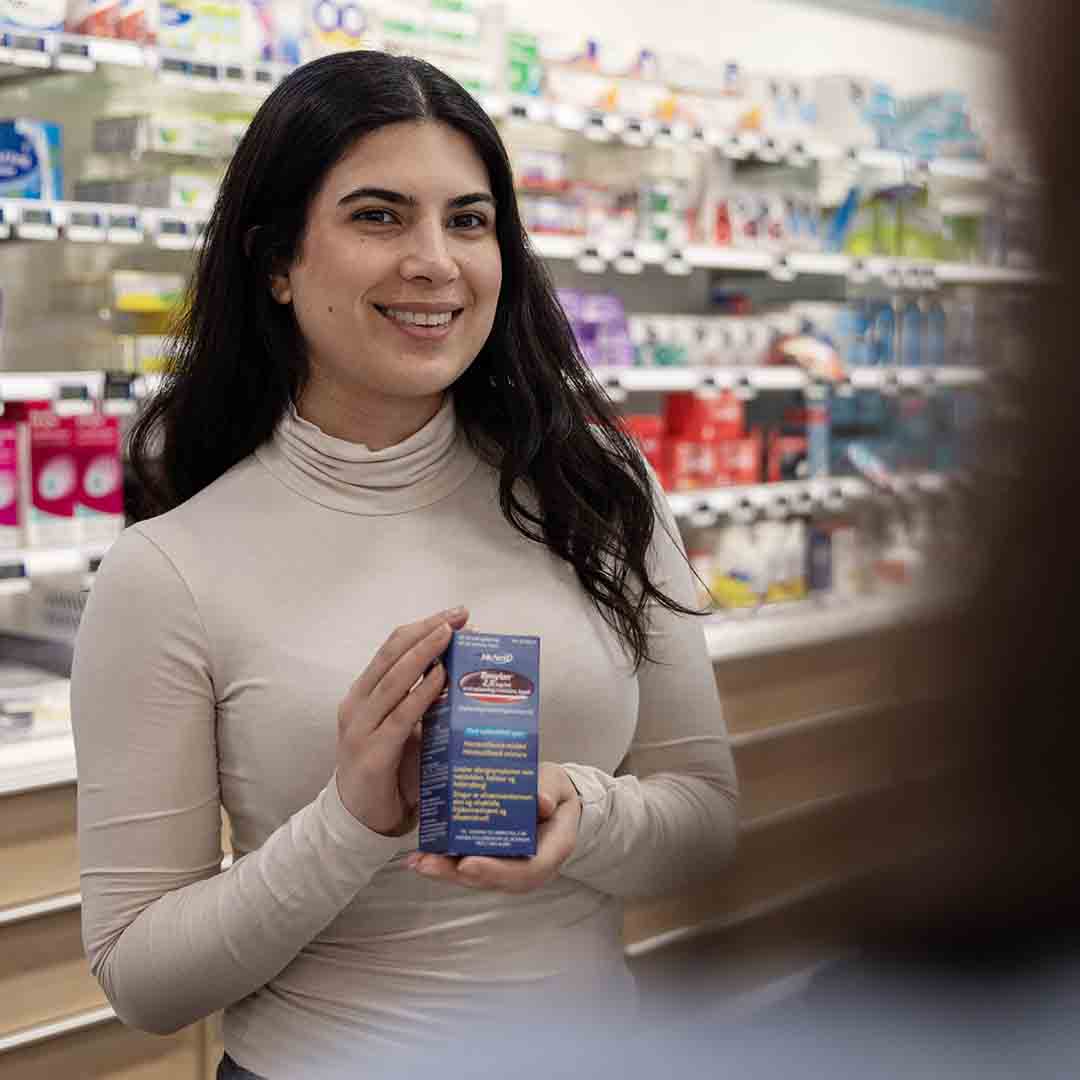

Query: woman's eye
[[351, 209, 397, 225], [451, 212, 488, 230]]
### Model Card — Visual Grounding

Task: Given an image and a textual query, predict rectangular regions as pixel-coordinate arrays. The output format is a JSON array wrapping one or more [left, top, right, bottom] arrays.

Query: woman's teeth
[[381, 308, 456, 327]]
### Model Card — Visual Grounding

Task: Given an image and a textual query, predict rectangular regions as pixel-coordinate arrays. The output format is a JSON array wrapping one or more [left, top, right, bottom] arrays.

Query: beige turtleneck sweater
[[71, 398, 737, 1078]]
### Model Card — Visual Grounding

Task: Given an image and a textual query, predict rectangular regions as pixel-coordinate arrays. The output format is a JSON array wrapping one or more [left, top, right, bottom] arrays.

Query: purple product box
[[419, 631, 540, 857]]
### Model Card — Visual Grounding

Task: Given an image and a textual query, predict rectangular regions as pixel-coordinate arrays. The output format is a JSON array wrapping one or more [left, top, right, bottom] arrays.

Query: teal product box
[[420, 631, 540, 857], [0, 120, 62, 200]]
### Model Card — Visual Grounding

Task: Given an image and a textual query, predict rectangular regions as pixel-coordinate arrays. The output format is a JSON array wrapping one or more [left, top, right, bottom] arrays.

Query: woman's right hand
[[336, 606, 469, 836]]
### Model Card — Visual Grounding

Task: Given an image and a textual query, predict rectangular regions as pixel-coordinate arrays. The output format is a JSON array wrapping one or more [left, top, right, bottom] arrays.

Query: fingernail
[[445, 606, 466, 618], [405, 853, 421, 869]]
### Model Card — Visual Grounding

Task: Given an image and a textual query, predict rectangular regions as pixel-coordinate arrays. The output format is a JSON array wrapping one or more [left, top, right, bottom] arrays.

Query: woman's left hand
[[406, 762, 582, 893]]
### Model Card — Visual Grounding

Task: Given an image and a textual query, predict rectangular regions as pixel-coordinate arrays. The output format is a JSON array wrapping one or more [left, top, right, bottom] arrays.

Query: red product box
[[73, 413, 124, 542], [621, 414, 665, 474], [663, 391, 745, 441], [0, 421, 21, 545], [724, 433, 764, 486], [767, 433, 808, 483], [3, 403, 80, 548], [662, 437, 699, 491]]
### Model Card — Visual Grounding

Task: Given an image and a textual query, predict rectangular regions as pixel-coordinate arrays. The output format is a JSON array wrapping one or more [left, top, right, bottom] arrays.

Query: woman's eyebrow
[[448, 192, 495, 210], [338, 187, 415, 207], [336, 187, 495, 210]]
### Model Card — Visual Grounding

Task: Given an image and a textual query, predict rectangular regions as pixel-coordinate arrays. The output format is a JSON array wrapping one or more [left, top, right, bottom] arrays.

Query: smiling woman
[[266, 121, 503, 449], [71, 50, 738, 1080]]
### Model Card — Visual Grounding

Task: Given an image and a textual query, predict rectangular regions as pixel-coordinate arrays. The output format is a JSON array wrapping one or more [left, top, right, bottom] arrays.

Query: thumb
[[538, 791, 557, 820]]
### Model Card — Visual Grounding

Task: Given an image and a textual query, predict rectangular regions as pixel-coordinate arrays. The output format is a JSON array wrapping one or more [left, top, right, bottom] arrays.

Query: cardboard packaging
[[73, 413, 124, 543], [420, 631, 540, 857], [7, 404, 79, 549], [0, 421, 22, 550]]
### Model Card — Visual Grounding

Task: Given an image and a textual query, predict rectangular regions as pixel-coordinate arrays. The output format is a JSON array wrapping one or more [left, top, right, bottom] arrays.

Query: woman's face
[[272, 120, 502, 413]]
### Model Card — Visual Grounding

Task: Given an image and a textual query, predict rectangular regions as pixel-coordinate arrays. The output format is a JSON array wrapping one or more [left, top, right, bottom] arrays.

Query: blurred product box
[[73, 413, 124, 544], [0, 119, 63, 200], [0, 0, 66, 32], [93, 113, 233, 158]]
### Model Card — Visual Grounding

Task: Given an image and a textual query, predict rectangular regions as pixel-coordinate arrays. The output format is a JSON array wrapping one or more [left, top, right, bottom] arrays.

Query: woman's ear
[[269, 258, 292, 305]]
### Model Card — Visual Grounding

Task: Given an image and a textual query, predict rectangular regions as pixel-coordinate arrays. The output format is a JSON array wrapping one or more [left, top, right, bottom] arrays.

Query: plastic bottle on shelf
[[899, 297, 923, 367], [924, 299, 947, 368], [869, 302, 897, 367]]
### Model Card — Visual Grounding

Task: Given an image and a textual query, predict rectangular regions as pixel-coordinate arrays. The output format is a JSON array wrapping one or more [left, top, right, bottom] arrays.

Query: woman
[[71, 51, 738, 1079]]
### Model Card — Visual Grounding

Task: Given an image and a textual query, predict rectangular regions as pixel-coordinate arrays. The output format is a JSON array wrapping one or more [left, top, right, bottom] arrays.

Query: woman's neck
[[295, 378, 445, 450]]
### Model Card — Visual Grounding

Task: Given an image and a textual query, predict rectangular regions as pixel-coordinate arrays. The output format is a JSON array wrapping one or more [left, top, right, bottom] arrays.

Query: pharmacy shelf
[[703, 591, 946, 663], [532, 234, 1043, 286], [0, 542, 111, 578], [590, 365, 984, 395], [0, 730, 75, 797], [0, 37, 1008, 181], [0, 197, 207, 250], [666, 473, 947, 523], [0, 30, 290, 92], [0, 195, 1042, 286]]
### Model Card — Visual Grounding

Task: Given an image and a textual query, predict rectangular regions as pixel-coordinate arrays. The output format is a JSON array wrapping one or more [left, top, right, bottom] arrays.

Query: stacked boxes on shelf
[[0, 402, 124, 550]]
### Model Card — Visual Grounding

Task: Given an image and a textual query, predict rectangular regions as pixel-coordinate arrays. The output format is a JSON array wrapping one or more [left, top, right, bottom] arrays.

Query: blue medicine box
[[419, 631, 540, 857]]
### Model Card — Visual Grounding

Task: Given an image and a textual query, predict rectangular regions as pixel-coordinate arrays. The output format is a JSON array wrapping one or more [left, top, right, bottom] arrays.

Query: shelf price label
[[847, 258, 871, 285], [620, 116, 651, 147], [16, 205, 58, 241], [106, 211, 143, 244], [55, 37, 95, 73], [2, 32, 52, 68], [583, 111, 614, 142], [87, 36, 144, 65], [575, 245, 607, 274], [769, 255, 796, 283], [613, 248, 643, 275], [154, 218, 195, 250], [67, 208, 106, 243], [601, 375, 627, 403], [663, 249, 692, 276], [688, 501, 719, 529]]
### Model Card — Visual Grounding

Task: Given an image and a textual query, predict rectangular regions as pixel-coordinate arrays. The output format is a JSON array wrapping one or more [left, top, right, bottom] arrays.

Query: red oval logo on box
[[459, 669, 535, 704]]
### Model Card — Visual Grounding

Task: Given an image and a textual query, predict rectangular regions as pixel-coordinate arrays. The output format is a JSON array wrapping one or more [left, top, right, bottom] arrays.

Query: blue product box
[[420, 631, 540, 857], [0, 119, 62, 200]]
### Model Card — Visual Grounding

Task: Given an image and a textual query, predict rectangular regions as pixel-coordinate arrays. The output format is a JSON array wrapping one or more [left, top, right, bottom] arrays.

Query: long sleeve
[[559, 487, 739, 898], [71, 527, 405, 1036]]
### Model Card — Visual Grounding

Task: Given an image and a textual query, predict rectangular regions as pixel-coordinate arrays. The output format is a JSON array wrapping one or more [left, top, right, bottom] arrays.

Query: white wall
[[504, 0, 1007, 103]]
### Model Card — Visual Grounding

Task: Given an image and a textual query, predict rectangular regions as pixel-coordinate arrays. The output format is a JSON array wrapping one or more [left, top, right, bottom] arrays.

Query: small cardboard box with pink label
[[419, 631, 540, 857]]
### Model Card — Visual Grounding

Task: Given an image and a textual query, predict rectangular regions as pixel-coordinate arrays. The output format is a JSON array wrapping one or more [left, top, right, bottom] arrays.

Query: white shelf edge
[[0, 890, 82, 928], [667, 478, 868, 520], [0, 1005, 116, 1056], [0, 733, 76, 797], [704, 593, 947, 663], [591, 365, 984, 394]]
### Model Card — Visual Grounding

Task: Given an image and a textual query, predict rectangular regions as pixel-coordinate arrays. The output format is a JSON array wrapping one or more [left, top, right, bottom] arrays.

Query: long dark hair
[[128, 50, 700, 668]]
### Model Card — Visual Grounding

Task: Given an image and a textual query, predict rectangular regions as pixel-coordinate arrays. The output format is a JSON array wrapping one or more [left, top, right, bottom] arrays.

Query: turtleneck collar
[[255, 395, 479, 515]]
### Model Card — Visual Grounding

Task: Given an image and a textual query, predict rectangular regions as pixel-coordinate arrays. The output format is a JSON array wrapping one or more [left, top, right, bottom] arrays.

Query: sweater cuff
[[559, 763, 610, 868], [319, 774, 417, 862]]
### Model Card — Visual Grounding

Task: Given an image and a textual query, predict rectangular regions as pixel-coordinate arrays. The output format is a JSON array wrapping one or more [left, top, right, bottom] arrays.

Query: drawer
[[624, 769, 961, 948], [0, 907, 105, 1038], [734, 698, 956, 824], [0, 784, 78, 909], [714, 620, 957, 737], [0, 1015, 206, 1079]]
